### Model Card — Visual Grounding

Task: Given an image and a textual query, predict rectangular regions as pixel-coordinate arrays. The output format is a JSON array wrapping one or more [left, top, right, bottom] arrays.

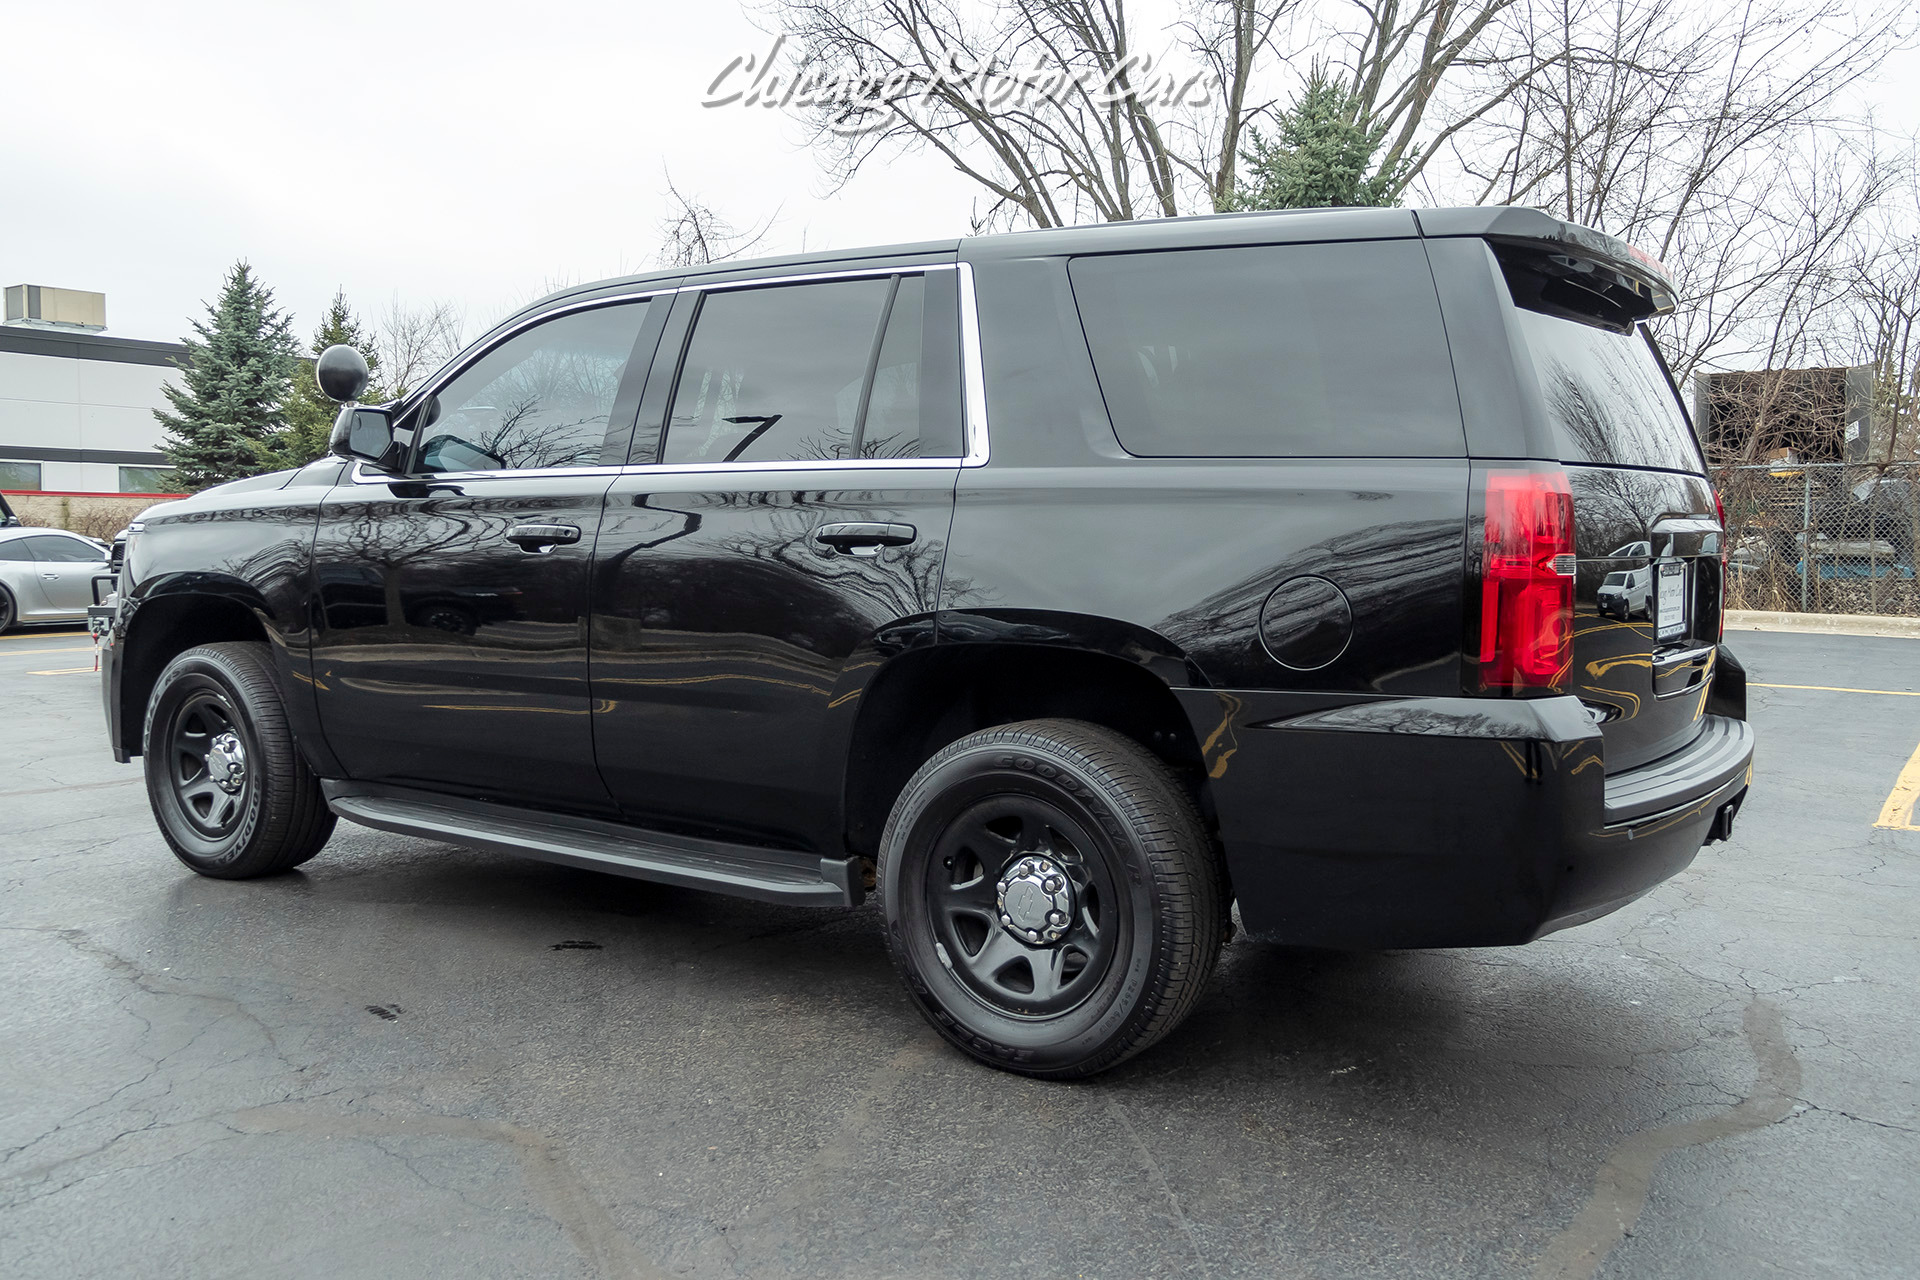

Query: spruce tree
[[258, 290, 386, 472], [1233, 73, 1407, 211], [156, 262, 298, 491]]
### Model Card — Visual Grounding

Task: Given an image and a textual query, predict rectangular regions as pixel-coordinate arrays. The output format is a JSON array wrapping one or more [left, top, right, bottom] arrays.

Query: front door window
[[414, 303, 652, 474]]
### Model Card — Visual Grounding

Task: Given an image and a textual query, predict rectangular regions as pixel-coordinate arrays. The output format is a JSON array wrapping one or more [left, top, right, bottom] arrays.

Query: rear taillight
[[1479, 470, 1575, 692]]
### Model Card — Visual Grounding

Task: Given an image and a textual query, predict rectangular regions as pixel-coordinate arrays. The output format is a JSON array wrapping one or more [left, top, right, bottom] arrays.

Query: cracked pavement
[[0, 626, 1914, 1278]]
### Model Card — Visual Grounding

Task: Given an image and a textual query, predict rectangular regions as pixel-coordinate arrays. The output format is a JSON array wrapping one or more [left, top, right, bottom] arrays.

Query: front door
[[309, 296, 665, 813], [591, 267, 965, 850]]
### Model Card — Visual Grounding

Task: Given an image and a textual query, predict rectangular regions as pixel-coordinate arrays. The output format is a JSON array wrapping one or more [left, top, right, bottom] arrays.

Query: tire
[[878, 718, 1226, 1078], [0, 584, 15, 634], [142, 641, 335, 879], [413, 601, 476, 635]]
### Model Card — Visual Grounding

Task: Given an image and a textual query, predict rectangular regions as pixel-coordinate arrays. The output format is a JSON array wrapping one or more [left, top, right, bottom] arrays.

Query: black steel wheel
[[163, 689, 251, 839], [143, 641, 335, 878], [0, 584, 15, 634], [880, 718, 1226, 1078]]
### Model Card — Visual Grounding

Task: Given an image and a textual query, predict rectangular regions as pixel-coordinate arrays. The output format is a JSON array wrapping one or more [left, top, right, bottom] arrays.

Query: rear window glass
[[1511, 308, 1701, 473], [1067, 241, 1464, 457]]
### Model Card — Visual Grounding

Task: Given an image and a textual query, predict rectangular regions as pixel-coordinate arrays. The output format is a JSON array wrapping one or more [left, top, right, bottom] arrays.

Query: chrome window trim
[[351, 456, 964, 486], [956, 262, 989, 466], [348, 260, 989, 487], [620, 457, 962, 477], [350, 461, 626, 485], [399, 289, 671, 417], [690, 262, 953, 292]]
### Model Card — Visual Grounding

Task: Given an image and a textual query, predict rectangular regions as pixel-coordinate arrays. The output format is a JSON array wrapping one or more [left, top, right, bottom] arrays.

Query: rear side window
[[860, 276, 932, 459], [1068, 241, 1464, 457], [1509, 307, 1701, 473], [661, 272, 964, 465]]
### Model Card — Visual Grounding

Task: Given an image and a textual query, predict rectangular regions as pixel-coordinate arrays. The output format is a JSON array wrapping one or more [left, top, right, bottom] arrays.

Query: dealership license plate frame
[[1655, 559, 1688, 640]]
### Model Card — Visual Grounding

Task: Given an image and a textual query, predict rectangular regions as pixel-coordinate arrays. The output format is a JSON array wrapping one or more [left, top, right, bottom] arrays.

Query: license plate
[[1655, 560, 1687, 639]]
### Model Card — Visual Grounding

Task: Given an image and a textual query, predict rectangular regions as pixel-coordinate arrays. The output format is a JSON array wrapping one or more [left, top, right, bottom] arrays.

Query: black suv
[[98, 207, 1753, 1077]]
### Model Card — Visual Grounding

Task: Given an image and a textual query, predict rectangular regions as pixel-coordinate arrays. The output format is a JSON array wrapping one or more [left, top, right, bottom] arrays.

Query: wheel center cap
[[208, 732, 247, 794], [995, 855, 1075, 945]]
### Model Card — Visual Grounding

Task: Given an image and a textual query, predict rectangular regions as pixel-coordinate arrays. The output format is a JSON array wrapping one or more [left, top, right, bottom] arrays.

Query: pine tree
[[155, 262, 298, 491], [1233, 73, 1407, 211], [258, 290, 387, 472]]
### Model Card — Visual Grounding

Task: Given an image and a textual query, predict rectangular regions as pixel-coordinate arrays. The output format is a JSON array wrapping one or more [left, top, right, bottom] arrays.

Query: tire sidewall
[[0, 584, 15, 634], [143, 653, 270, 869], [881, 736, 1169, 1074]]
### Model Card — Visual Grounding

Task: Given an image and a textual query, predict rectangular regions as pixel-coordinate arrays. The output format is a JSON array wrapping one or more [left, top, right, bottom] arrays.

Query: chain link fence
[[1712, 461, 1920, 617]]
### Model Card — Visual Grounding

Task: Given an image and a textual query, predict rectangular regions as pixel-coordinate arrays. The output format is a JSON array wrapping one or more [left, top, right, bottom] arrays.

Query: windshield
[[1513, 309, 1702, 473]]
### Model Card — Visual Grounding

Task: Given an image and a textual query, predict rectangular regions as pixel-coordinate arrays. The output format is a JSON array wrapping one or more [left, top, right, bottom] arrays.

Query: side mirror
[[329, 404, 407, 472], [315, 345, 371, 403]]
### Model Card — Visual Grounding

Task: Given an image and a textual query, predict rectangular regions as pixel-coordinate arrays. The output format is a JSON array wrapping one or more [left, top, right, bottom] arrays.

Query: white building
[[1, 285, 185, 496]]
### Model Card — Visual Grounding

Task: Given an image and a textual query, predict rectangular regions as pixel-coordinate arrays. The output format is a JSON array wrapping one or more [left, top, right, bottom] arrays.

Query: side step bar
[[322, 782, 860, 907]]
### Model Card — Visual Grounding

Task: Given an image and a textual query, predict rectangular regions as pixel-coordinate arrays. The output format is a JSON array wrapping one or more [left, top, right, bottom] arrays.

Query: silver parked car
[[0, 527, 112, 632]]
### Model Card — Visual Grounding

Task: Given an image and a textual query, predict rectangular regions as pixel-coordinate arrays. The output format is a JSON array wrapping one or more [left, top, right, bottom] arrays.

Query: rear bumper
[[1176, 689, 1753, 949]]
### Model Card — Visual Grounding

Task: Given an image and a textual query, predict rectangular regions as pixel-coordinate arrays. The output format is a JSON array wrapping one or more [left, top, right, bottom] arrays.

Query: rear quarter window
[[1067, 240, 1465, 458]]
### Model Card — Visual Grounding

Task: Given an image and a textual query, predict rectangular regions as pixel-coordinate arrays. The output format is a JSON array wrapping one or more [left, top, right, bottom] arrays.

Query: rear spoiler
[[1416, 207, 1677, 320]]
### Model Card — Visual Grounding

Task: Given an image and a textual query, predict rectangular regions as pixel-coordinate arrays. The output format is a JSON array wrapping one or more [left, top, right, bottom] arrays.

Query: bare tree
[[658, 172, 777, 267], [755, 0, 1912, 392], [1329, 0, 1531, 201], [1430, 0, 1911, 380], [1848, 176, 1920, 464], [767, 0, 1516, 227], [374, 297, 468, 400]]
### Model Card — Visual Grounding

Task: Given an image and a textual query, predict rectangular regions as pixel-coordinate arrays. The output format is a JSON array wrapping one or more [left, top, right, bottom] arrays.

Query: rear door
[[1501, 269, 1722, 772], [590, 266, 964, 851]]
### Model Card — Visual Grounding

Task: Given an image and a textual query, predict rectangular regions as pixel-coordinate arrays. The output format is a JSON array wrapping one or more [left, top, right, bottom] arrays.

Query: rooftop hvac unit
[[3, 284, 107, 331]]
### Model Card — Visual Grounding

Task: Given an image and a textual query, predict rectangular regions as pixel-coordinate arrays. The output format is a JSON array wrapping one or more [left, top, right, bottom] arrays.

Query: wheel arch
[[836, 613, 1216, 863], [114, 576, 279, 760]]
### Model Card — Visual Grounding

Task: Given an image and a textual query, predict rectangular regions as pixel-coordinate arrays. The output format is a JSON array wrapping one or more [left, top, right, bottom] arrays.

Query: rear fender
[[931, 609, 1203, 686], [827, 609, 1210, 859]]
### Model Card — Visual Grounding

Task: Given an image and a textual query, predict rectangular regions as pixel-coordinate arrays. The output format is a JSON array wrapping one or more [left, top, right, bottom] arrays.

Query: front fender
[[107, 473, 330, 770]]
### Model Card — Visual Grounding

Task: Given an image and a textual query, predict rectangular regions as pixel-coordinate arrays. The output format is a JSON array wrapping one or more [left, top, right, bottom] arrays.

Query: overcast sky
[[5, 0, 1917, 346], [2, 0, 982, 343]]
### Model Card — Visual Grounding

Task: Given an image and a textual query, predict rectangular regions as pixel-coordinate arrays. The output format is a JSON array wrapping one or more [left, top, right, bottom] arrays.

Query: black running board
[[322, 782, 859, 907]]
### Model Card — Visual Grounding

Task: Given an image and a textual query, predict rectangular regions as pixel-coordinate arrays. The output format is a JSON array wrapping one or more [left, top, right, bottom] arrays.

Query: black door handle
[[506, 522, 582, 553], [814, 522, 916, 556]]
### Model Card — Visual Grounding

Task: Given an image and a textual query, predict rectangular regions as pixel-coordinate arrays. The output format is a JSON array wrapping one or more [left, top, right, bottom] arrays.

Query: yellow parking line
[[1750, 683, 1920, 829], [1752, 683, 1920, 697], [29, 666, 96, 676], [1876, 741, 1920, 831], [1, 645, 96, 656]]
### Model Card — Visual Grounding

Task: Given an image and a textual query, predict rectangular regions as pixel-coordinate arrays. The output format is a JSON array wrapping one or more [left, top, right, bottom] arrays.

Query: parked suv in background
[[98, 207, 1752, 1077]]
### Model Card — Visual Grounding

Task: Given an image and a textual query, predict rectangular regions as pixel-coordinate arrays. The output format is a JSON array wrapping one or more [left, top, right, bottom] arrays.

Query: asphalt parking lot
[[2, 626, 1915, 1280]]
